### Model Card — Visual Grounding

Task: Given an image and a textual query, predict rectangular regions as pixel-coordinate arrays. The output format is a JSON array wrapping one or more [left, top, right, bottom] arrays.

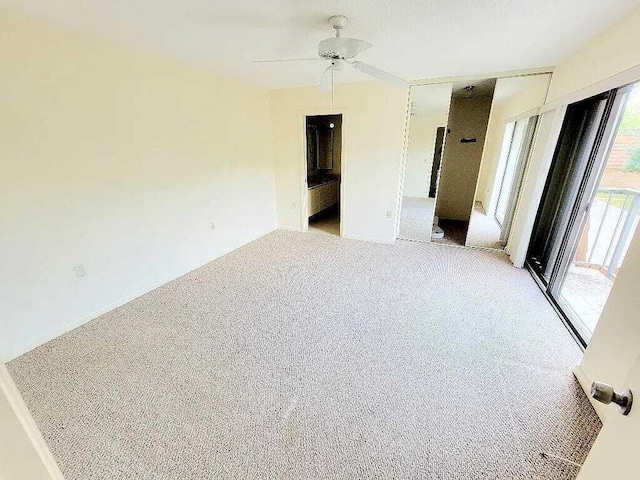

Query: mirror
[[307, 115, 339, 170], [398, 83, 453, 243], [466, 74, 552, 249], [434, 79, 496, 246]]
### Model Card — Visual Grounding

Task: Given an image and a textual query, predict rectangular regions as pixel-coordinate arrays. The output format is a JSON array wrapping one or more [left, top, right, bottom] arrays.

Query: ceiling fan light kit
[[255, 14, 409, 108]]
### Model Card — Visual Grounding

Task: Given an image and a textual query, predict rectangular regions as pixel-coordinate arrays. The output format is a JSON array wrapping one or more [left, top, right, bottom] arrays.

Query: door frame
[[490, 121, 517, 223], [526, 85, 635, 345], [498, 115, 540, 244], [299, 109, 347, 236], [549, 86, 632, 341], [394, 87, 416, 239], [526, 91, 615, 346]]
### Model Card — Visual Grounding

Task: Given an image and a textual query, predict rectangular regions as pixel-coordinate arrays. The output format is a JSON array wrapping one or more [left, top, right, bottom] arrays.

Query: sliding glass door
[[527, 83, 640, 344], [554, 84, 640, 338], [528, 94, 610, 285]]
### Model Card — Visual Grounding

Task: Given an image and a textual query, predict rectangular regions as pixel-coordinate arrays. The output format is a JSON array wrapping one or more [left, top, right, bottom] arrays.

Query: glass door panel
[[495, 120, 527, 225], [556, 83, 640, 339], [527, 95, 609, 285]]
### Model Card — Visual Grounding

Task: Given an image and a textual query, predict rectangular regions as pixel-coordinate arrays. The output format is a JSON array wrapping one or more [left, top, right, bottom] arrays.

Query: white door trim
[[299, 109, 347, 236], [0, 363, 65, 479]]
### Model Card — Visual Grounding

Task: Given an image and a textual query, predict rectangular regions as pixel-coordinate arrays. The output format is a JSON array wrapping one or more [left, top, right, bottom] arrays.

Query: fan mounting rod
[[329, 15, 349, 37]]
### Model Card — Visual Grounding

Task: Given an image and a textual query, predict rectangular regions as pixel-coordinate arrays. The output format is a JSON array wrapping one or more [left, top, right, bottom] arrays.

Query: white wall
[[475, 75, 551, 213], [403, 116, 442, 198], [546, 8, 640, 103], [270, 82, 409, 243], [0, 9, 277, 361], [436, 94, 494, 221]]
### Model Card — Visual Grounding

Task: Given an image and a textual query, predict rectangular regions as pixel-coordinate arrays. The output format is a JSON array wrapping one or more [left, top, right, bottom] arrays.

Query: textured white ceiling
[[5, 0, 640, 89]]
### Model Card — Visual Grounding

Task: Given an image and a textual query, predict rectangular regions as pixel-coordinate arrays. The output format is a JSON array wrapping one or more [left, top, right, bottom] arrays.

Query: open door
[[577, 355, 640, 478]]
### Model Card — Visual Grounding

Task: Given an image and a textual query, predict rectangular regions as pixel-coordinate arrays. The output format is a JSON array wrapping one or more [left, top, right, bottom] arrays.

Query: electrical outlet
[[74, 264, 87, 278], [386, 210, 393, 219], [291, 202, 297, 210], [210, 222, 216, 231]]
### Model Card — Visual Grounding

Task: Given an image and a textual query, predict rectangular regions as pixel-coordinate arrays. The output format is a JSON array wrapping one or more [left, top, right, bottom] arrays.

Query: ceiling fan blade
[[253, 58, 323, 64], [319, 66, 333, 92], [350, 61, 409, 87]]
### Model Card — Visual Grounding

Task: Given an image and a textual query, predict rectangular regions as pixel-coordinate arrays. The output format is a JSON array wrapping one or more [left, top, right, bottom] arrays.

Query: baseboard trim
[[278, 225, 304, 232], [573, 365, 607, 422], [6, 276, 182, 362], [278, 227, 395, 245], [4, 227, 278, 362], [341, 234, 395, 245]]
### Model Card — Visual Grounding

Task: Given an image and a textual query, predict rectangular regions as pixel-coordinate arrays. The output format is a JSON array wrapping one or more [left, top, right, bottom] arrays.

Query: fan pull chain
[[331, 67, 335, 113]]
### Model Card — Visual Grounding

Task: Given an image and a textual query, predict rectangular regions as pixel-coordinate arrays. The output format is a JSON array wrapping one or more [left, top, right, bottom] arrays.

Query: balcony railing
[[579, 187, 640, 279]]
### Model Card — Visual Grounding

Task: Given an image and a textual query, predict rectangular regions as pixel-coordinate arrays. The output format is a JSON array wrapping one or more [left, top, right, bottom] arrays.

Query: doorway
[[527, 82, 640, 343], [306, 114, 342, 236]]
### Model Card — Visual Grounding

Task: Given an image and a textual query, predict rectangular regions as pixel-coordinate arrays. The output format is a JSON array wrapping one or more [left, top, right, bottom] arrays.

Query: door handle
[[591, 381, 633, 415]]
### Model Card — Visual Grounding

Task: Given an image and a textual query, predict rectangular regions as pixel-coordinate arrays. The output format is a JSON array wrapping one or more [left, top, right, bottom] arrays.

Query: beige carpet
[[8, 230, 600, 479], [398, 196, 434, 242], [467, 203, 504, 250]]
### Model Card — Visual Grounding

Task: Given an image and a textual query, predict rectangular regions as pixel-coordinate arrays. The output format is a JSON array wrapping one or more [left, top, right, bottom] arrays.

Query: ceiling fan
[[255, 15, 409, 96]]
